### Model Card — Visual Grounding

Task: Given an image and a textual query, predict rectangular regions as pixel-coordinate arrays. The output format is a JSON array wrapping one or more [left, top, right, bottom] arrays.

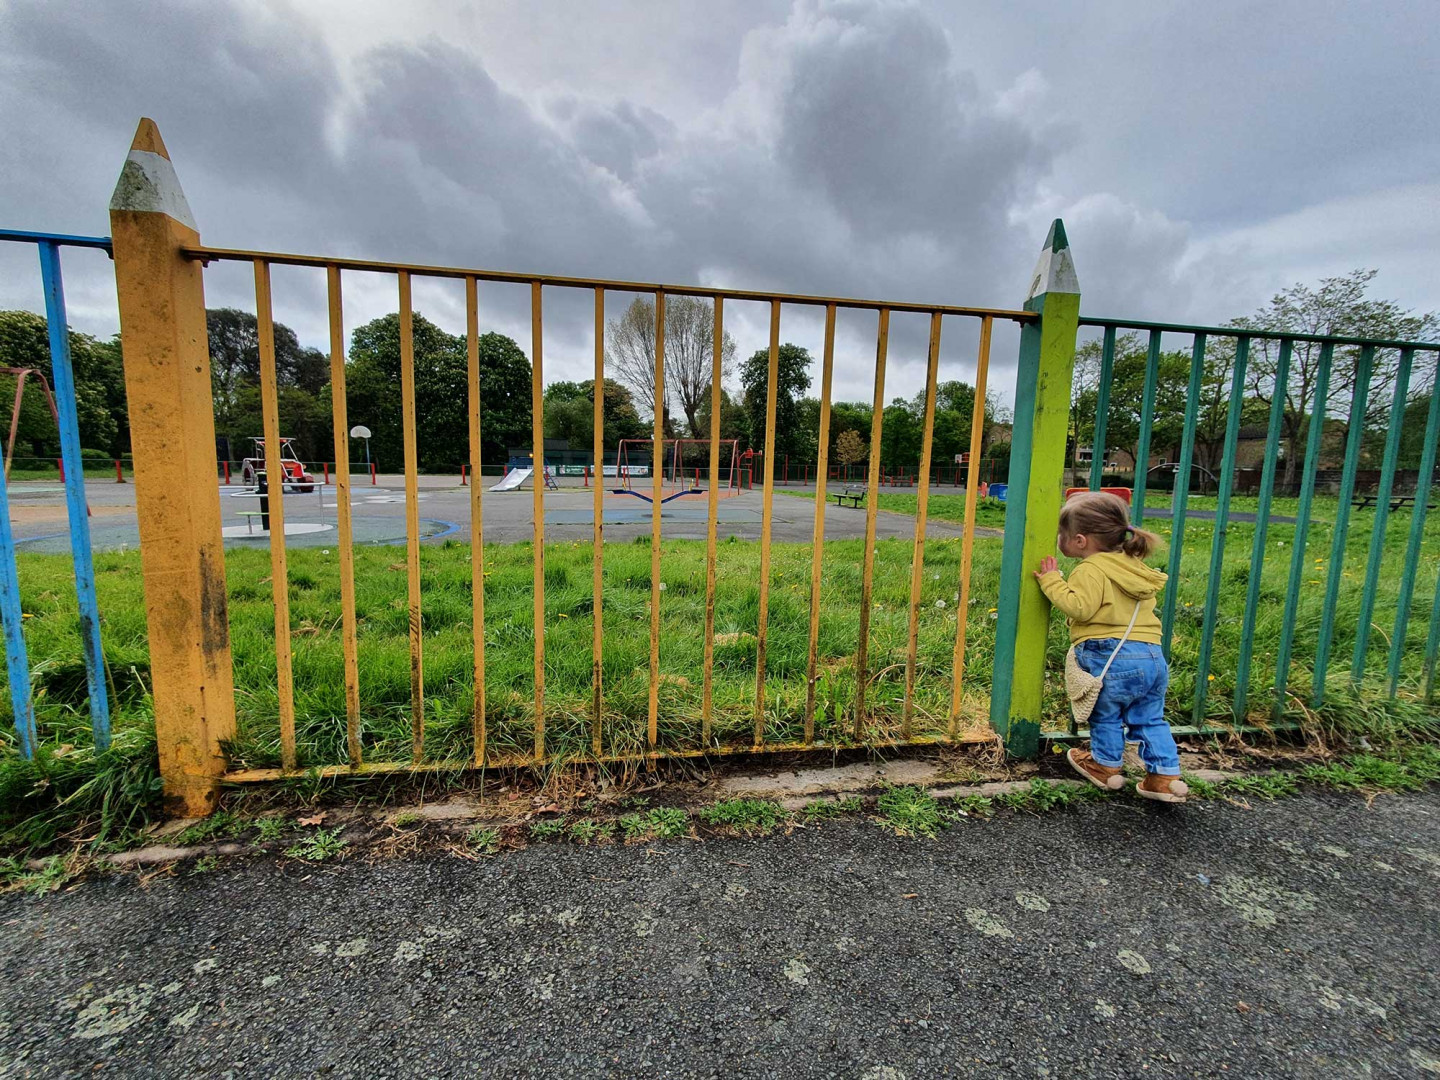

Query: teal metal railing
[[1077, 316, 1440, 728]]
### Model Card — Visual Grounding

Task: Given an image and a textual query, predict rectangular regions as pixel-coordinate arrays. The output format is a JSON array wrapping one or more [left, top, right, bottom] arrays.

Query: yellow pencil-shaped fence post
[[109, 118, 236, 814], [989, 220, 1081, 756]]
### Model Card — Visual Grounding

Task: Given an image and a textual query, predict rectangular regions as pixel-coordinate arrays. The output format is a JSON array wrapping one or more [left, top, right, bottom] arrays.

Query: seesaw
[[610, 487, 705, 505]]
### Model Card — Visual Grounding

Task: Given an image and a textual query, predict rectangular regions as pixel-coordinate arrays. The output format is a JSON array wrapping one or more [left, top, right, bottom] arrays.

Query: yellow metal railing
[[181, 243, 1030, 781]]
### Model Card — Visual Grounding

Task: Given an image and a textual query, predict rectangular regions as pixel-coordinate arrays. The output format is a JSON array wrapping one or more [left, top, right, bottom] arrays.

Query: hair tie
[[1124, 525, 1135, 534]]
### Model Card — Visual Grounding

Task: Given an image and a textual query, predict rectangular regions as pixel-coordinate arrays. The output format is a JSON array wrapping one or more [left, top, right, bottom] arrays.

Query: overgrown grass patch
[[875, 785, 952, 837], [284, 827, 348, 861], [698, 798, 785, 833]]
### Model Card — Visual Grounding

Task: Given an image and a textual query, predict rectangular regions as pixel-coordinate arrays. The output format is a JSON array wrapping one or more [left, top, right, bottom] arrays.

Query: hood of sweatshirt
[[1087, 550, 1169, 599]]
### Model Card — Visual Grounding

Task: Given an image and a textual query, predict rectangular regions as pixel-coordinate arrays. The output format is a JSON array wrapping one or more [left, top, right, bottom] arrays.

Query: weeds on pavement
[[697, 798, 784, 833], [284, 828, 348, 862]]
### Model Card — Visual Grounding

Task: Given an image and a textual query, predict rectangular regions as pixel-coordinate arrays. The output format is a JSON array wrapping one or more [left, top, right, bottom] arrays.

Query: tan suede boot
[[1067, 748, 1126, 791], [1137, 773, 1189, 803]]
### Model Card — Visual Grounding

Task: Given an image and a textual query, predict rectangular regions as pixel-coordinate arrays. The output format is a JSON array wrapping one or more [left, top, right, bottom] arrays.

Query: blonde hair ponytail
[[1058, 491, 1164, 559]]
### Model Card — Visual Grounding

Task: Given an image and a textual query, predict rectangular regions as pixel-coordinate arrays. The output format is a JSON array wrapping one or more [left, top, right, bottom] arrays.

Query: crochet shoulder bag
[[1064, 600, 1142, 726]]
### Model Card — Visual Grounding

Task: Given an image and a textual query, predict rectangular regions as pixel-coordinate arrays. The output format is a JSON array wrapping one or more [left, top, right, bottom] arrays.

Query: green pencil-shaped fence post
[[990, 220, 1081, 757]]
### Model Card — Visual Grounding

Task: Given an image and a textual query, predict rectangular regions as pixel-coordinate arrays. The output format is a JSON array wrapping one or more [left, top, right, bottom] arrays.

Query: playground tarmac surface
[[5, 476, 995, 552], [2, 788, 1438, 1078], [6, 476, 1299, 554]]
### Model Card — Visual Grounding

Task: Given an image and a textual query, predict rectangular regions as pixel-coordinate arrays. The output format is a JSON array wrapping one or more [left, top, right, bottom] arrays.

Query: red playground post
[[115, 459, 125, 483], [370, 462, 377, 485], [583, 465, 589, 488], [323, 461, 330, 485], [461, 463, 468, 485], [222, 460, 231, 484]]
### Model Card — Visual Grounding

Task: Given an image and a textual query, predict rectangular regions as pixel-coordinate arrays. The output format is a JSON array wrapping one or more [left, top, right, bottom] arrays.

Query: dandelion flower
[[935, 599, 946, 609], [1208, 674, 1215, 681]]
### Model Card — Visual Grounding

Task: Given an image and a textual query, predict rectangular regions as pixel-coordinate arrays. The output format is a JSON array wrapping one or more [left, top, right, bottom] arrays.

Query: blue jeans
[[1075, 639, 1180, 776]]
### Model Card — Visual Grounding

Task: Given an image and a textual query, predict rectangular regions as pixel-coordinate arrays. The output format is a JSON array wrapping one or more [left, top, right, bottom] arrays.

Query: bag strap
[[1096, 599, 1143, 680]]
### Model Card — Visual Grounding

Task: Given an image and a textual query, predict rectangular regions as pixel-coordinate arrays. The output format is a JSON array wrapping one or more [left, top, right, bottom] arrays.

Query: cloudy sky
[[2, 0, 1436, 408]]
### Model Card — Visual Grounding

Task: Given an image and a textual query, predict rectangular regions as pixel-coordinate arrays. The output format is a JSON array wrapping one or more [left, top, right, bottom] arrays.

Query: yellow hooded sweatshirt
[[1037, 550, 1169, 645]]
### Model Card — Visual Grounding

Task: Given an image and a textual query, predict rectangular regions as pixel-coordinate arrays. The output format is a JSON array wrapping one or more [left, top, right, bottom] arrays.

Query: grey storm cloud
[[1, 0, 1436, 407]]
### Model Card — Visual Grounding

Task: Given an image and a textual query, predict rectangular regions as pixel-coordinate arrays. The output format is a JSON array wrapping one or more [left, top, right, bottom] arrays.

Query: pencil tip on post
[[129, 118, 170, 159], [1044, 218, 1069, 253], [110, 118, 196, 231], [1027, 217, 1079, 301]]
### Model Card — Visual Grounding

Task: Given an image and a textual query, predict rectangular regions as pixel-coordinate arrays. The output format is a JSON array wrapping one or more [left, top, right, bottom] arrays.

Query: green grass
[[874, 785, 952, 837], [1, 491, 1436, 855], [253, 817, 286, 844], [569, 818, 614, 845], [284, 827, 347, 861], [173, 809, 242, 845], [528, 819, 565, 841], [466, 825, 500, 853], [801, 796, 863, 820], [779, 488, 1010, 530], [697, 797, 785, 833]]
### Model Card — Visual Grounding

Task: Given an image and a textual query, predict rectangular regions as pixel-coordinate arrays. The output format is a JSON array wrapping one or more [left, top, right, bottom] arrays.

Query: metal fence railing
[[3, 119, 1437, 814], [1077, 317, 1440, 728], [0, 228, 114, 756]]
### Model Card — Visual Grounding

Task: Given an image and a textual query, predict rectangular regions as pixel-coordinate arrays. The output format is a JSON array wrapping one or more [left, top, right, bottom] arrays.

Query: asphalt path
[[2, 790, 1438, 1078]]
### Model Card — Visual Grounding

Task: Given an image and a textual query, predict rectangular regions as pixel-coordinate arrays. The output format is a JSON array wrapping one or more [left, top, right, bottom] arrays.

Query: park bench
[[832, 486, 865, 509], [1351, 493, 1436, 512]]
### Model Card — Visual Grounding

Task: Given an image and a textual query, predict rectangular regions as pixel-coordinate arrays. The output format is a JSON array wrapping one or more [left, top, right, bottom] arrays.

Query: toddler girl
[[1034, 491, 1188, 803]]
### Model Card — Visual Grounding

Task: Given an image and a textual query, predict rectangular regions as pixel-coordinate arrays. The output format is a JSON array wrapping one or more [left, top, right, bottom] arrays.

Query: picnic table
[[832, 486, 865, 509], [1351, 493, 1436, 512]]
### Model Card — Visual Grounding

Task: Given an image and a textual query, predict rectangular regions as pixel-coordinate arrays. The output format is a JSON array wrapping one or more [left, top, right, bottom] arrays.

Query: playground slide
[[490, 467, 532, 492]]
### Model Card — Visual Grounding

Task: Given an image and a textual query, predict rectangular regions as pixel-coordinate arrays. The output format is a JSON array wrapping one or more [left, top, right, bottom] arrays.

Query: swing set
[[611, 437, 741, 504]]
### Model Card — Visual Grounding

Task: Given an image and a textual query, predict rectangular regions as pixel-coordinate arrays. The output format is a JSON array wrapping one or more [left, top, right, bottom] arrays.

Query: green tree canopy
[[206, 307, 329, 462], [543, 378, 647, 450], [741, 343, 812, 459], [0, 310, 127, 458], [346, 313, 532, 470]]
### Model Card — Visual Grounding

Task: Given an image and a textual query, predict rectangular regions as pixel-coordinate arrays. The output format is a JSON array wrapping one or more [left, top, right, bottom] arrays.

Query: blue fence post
[[0, 460, 37, 757], [37, 241, 112, 751]]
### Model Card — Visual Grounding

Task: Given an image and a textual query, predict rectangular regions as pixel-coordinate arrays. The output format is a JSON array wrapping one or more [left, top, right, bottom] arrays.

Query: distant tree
[[833, 429, 868, 468], [695, 386, 751, 448], [543, 378, 647, 450], [741, 342, 812, 459], [1070, 333, 1191, 471], [605, 296, 736, 436], [347, 313, 531, 470], [0, 310, 127, 457], [663, 296, 736, 438], [205, 307, 328, 460], [1234, 270, 1438, 489], [880, 396, 921, 468], [793, 397, 821, 463], [828, 401, 873, 451]]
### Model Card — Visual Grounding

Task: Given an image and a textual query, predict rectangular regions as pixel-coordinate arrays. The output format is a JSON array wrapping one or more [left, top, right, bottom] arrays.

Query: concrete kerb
[[99, 760, 1239, 868]]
